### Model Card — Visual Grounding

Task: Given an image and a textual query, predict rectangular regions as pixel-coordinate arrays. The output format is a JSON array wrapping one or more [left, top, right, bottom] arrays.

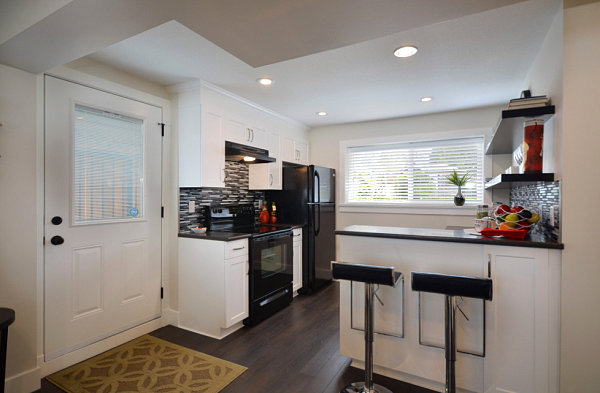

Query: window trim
[[339, 128, 491, 212]]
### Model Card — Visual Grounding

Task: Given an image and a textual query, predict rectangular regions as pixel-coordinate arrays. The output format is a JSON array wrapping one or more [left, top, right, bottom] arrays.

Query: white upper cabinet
[[175, 81, 308, 188], [178, 87, 225, 188], [223, 99, 269, 150], [282, 137, 309, 165], [249, 132, 282, 190]]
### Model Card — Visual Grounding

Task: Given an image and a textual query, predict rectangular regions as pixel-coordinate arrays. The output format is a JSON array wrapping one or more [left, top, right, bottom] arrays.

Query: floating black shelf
[[485, 105, 555, 155], [484, 173, 555, 190]]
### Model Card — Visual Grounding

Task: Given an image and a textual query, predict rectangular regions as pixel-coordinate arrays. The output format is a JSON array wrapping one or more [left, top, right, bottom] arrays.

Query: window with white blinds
[[345, 137, 484, 205], [72, 104, 145, 223]]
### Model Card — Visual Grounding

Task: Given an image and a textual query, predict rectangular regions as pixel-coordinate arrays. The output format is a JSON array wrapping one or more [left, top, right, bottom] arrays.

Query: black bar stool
[[0, 308, 15, 393], [411, 272, 492, 393], [332, 261, 402, 393]]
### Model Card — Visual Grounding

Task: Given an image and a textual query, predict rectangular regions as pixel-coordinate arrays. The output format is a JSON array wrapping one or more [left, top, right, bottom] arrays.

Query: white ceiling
[[0, 0, 561, 127]]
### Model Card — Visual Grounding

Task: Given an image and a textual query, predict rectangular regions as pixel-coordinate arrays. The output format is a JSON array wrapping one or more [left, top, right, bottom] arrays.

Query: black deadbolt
[[51, 216, 63, 225], [50, 235, 64, 245]]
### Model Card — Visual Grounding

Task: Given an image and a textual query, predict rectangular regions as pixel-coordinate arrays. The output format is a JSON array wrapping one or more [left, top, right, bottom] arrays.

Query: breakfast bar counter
[[335, 225, 561, 393], [336, 224, 563, 249]]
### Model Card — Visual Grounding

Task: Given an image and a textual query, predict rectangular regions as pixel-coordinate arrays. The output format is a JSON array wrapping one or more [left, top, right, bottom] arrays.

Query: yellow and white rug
[[47, 334, 247, 393]]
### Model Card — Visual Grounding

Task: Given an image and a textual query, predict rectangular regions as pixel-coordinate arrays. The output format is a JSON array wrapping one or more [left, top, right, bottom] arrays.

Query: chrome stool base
[[340, 382, 393, 393]]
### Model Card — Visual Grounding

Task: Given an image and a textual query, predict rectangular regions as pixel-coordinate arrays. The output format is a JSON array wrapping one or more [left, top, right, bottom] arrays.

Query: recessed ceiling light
[[420, 97, 433, 102], [257, 78, 273, 86], [317, 111, 328, 116], [243, 156, 256, 162], [393, 45, 418, 58]]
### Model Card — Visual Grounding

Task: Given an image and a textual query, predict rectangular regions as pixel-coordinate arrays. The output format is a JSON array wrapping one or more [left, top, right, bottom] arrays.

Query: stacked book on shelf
[[507, 95, 550, 110]]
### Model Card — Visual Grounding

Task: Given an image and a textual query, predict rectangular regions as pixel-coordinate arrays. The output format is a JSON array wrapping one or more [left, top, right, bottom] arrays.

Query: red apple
[[496, 204, 510, 215], [511, 206, 524, 213]]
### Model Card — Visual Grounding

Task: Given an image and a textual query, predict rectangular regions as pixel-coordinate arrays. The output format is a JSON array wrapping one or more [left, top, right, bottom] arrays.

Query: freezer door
[[309, 165, 336, 203]]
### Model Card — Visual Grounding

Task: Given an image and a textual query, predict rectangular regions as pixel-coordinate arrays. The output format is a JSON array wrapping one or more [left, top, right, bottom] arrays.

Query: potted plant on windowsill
[[446, 170, 470, 206]]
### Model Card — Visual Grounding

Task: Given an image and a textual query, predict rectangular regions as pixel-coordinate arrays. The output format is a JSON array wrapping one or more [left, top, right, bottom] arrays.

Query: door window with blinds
[[344, 137, 484, 205], [72, 104, 145, 224]]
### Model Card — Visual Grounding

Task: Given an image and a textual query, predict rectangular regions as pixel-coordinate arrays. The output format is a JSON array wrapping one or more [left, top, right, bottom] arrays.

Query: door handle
[[269, 174, 273, 186], [50, 235, 64, 245], [315, 205, 321, 236], [51, 216, 63, 225], [251, 129, 254, 142]]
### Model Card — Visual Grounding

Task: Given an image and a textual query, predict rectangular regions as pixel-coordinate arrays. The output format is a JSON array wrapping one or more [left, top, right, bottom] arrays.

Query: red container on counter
[[523, 119, 544, 173]]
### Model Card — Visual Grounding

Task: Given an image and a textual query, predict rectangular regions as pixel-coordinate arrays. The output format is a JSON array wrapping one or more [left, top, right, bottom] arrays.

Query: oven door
[[250, 231, 293, 300]]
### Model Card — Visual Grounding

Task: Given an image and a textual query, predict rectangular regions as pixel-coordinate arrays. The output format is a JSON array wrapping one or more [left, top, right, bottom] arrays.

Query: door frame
[[37, 67, 176, 377]]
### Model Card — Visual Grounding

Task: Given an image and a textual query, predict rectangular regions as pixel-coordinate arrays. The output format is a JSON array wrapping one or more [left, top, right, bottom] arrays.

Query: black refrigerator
[[266, 165, 336, 293]]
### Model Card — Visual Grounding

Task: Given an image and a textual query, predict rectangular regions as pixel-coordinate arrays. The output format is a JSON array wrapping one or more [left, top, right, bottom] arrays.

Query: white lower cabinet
[[179, 237, 249, 339], [224, 255, 249, 327], [484, 246, 561, 393], [292, 228, 303, 294]]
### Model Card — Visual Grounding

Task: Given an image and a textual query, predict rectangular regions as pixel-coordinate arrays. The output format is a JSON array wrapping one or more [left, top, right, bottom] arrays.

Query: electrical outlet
[[188, 200, 195, 213]]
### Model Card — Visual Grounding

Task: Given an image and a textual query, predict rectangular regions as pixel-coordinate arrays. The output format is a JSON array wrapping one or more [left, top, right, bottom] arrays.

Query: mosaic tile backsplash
[[179, 161, 265, 231], [510, 180, 560, 239]]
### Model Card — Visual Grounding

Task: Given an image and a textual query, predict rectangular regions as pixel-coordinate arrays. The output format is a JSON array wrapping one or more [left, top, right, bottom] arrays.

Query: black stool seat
[[0, 308, 15, 393], [332, 261, 401, 286], [411, 272, 492, 300]]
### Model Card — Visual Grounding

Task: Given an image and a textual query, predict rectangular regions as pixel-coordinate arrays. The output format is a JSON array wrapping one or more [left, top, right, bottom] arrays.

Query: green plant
[[446, 170, 470, 186]]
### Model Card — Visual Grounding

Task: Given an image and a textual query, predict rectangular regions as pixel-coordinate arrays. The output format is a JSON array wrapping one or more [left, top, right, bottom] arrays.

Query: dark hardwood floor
[[38, 282, 434, 393]]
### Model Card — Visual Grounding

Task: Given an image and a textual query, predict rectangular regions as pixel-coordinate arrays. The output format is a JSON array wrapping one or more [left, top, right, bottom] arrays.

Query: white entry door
[[44, 76, 163, 360]]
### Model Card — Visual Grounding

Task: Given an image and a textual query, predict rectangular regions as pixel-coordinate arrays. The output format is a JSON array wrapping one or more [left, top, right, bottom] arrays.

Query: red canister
[[523, 119, 544, 173]]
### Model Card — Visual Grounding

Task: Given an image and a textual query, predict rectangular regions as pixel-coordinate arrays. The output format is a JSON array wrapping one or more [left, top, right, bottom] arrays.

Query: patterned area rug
[[46, 335, 247, 393]]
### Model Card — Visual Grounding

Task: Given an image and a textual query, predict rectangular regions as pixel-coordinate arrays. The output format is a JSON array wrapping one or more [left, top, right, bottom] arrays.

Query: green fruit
[[505, 213, 520, 222], [496, 214, 507, 223]]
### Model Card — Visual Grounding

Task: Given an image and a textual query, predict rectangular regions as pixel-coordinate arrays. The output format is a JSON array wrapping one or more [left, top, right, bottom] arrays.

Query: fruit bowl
[[189, 226, 207, 234], [494, 205, 540, 232]]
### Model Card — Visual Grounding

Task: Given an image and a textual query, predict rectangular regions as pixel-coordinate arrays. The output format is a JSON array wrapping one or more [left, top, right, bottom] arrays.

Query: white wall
[[308, 106, 502, 230], [0, 64, 41, 392], [561, 1, 600, 390]]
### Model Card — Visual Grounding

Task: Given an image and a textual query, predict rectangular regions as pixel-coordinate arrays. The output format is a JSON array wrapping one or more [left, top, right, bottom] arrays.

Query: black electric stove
[[207, 204, 294, 325], [207, 205, 293, 237]]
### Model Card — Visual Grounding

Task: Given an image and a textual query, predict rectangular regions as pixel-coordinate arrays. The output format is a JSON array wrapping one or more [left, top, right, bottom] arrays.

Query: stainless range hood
[[225, 141, 276, 163]]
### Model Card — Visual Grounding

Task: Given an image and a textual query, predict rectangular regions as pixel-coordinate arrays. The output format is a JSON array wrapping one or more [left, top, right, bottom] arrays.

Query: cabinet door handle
[[487, 253, 492, 278], [251, 129, 254, 142], [294, 234, 301, 237], [232, 246, 245, 251], [269, 173, 273, 186], [246, 128, 251, 142]]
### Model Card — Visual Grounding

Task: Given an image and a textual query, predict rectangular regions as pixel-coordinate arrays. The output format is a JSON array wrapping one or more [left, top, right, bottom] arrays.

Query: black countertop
[[178, 223, 304, 241], [178, 231, 251, 241], [335, 225, 564, 250]]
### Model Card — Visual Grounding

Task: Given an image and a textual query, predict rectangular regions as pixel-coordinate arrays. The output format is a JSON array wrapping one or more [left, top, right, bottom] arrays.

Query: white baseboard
[[5, 364, 41, 393], [161, 308, 179, 327]]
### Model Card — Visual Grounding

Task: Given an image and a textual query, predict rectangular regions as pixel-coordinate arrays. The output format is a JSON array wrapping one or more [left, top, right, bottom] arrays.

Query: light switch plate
[[188, 200, 195, 213]]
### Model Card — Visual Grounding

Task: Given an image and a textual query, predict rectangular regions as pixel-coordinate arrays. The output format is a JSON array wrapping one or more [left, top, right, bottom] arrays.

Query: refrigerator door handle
[[314, 170, 321, 203], [315, 204, 321, 236]]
